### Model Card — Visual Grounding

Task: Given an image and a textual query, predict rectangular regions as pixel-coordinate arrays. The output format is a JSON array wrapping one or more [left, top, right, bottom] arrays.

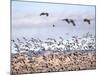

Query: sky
[[12, 1, 96, 40]]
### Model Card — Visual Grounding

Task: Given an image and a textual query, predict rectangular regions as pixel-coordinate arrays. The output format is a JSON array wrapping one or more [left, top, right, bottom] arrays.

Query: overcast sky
[[12, 1, 96, 40]]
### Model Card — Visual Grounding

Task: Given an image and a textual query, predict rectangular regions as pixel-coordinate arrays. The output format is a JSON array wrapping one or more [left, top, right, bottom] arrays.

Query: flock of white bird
[[11, 32, 95, 53]]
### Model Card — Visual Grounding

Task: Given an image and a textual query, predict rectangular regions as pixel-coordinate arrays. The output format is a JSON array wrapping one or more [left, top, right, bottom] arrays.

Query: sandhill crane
[[62, 18, 76, 26], [40, 12, 49, 16], [84, 18, 90, 24]]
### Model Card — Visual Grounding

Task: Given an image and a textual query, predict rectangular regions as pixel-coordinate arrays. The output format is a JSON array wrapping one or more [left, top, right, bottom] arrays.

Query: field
[[11, 33, 96, 75], [11, 50, 96, 75]]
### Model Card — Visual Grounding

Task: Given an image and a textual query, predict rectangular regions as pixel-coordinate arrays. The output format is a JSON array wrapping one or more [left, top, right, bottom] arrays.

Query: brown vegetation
[[11, 50, 96, 75]]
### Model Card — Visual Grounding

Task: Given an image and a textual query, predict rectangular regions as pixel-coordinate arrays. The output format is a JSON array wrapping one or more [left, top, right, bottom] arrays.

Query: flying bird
[[40, 12, 49, 16], [53, 24, 55, 27], [84, 18, 90, 24], [62, 18, 76, 26]]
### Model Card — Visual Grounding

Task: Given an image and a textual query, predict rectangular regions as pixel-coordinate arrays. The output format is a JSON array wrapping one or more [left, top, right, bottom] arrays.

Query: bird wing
[[40, 13, 44, 16]]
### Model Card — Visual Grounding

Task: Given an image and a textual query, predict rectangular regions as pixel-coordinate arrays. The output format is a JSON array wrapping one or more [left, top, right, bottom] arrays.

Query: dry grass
[[11, 50, 96, 75]]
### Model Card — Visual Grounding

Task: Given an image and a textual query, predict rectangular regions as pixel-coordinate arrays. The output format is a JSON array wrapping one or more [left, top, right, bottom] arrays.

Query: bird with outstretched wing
[[40, 12, 49, 16]]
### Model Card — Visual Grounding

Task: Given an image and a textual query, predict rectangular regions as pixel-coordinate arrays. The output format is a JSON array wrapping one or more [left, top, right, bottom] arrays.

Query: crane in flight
[[83, 18, 91, 24], [62, 18, 76, 26], [40, 12, 49, 16]]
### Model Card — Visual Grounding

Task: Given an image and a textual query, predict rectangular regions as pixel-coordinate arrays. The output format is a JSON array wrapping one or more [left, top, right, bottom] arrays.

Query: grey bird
[[84, 18, 90, 24], [40, 12, 49, 16], [62, 18, 76, 26]]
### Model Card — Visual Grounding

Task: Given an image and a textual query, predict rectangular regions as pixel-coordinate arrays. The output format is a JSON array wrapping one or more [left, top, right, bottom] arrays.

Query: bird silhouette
[[40, 12, 49, 16], [84, 18, 90, 24], [53, 24, 55, 27], [62, 18, 76, 26]]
